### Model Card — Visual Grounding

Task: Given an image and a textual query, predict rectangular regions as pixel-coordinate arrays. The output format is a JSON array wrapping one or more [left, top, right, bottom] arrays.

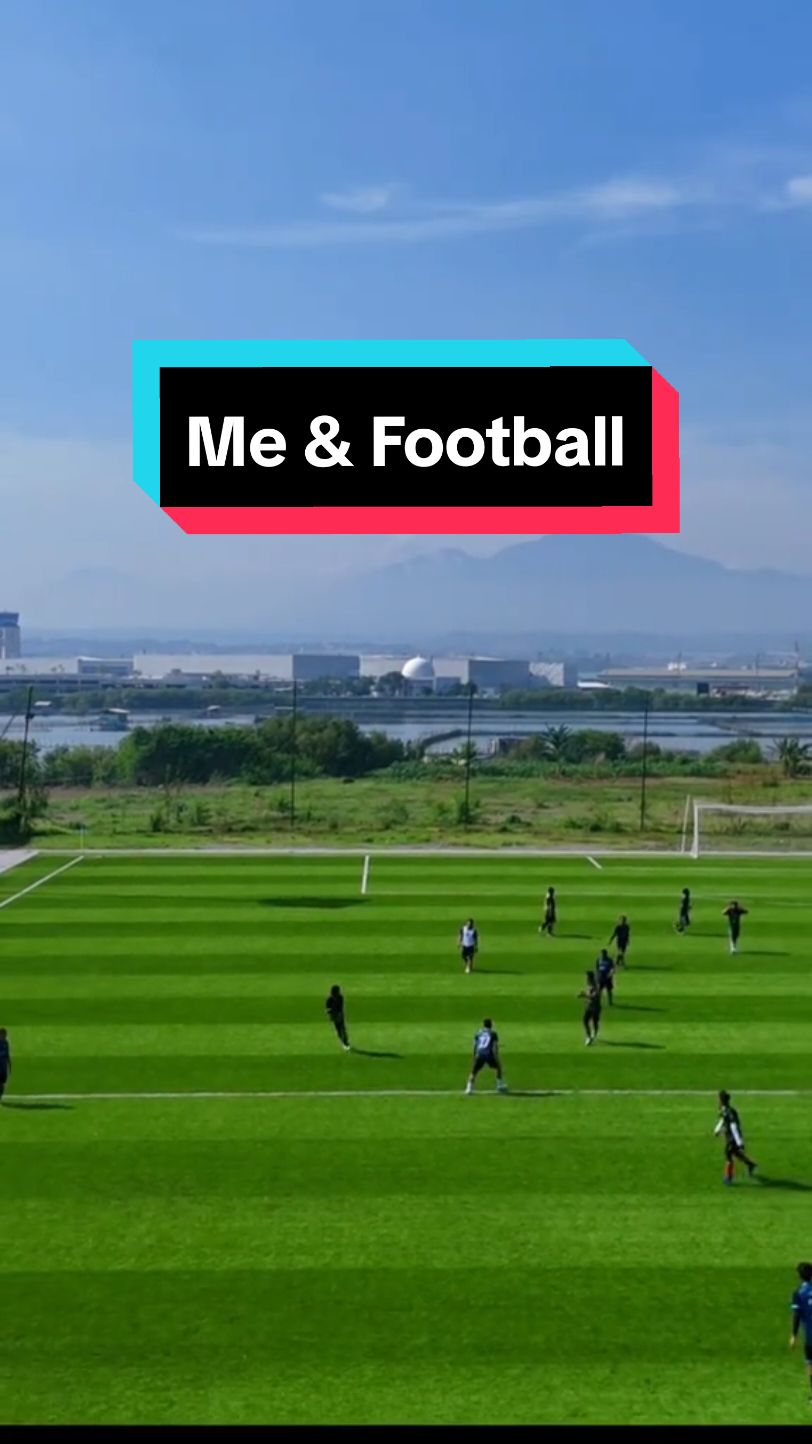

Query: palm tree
[[540, 724, 573, 763], [773, 736, 811, 778]]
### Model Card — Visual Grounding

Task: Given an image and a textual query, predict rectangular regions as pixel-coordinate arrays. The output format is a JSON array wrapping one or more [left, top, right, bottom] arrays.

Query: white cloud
[[184, 144, 812, 250], [785, 174, 812, 205], [577, 178, 692, 216], [320, 184, 399, 213], [186, 172, 708, 249]]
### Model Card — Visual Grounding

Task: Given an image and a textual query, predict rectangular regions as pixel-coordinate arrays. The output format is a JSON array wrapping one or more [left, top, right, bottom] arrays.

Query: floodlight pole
[[289, 678, 298, 830], [463, 682, 475, 826], [16, 686, 34, 812], [639, 694, 650, 832]]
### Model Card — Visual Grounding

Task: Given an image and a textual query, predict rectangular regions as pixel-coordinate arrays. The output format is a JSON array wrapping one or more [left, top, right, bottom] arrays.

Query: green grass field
[[1, 850, 811, 1424]]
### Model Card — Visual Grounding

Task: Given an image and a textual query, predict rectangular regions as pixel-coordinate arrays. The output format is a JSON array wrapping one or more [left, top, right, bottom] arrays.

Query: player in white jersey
[[465, 1018, 507, 1093], [458, 918, 479, 973]]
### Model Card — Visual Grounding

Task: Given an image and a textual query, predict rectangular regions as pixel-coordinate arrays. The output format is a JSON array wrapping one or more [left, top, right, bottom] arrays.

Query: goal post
[[690, 800, 812, 857]]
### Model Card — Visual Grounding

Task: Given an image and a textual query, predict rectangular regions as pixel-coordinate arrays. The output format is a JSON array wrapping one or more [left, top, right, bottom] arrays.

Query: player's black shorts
[[805, 1338, 812, 1366], [472, 1053, 497, 1074], [461, 946, 475, 964], [583, 1007, 600, 1027], [724, 1141, 746, 1163]]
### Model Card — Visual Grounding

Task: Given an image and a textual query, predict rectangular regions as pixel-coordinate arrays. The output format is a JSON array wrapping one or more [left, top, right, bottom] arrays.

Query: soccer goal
[[689, 799, 812, 857]]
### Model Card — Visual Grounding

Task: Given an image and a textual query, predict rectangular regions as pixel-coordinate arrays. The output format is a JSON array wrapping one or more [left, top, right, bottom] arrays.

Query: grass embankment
[[35, 771, 812, 849]]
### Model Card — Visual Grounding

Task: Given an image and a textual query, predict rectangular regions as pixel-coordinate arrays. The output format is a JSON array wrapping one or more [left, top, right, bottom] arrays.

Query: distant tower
[[0, 612, 21, 659]]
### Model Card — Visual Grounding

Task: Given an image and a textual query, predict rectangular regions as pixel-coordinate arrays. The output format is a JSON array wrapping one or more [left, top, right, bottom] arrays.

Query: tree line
[[0, 717, 409, 791], [0, 719, 810, 805]]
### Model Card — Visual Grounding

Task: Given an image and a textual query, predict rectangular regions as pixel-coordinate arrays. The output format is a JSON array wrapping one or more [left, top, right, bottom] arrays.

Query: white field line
[[0, 855, 84, 911], [586, 855, 603, 869], [7, 1087, 812, 1103]]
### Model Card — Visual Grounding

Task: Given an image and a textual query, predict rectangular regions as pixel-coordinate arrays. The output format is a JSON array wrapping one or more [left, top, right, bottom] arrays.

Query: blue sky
[[1, 0, 811, 628]]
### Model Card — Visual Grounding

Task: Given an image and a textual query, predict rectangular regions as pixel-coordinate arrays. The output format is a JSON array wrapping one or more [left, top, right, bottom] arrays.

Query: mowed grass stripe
[[0, 1265, 798, 1365], [2, 1192, 808, 1270], [1, 971, 811, 999], [3, 853, 811, 1426], [10, 1051, 812, 1091], [5, 995, 812, 1024]]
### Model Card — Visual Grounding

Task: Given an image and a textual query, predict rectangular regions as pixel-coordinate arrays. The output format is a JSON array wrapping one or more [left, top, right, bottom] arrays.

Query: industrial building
[[531, 660, 580, 688], [396, 655, 533, 694], [133, 653, 360, 685], [0, 611, 21, 659], [596, 665, 801, 696], [0, 656, 134, 691]]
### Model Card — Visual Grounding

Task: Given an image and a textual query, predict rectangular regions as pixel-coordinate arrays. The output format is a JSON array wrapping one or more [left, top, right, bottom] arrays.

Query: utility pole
[[17, 685, 34, 815], [639, 694, 650, 832], [463, 681, 475, 826], [289, 678, 298, 830]]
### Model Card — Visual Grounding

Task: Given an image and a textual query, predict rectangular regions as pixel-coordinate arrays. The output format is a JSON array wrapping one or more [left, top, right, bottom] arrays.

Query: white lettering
[[404, 428, 443, 468], [188, 416, 244, 467], [373, 416, 405, 467], [485, 416, 510, 467], [513, 416, 551, 467], [249, 428, 286, 468], [555, 428, 590, 467], [447, 427, 486, 467]]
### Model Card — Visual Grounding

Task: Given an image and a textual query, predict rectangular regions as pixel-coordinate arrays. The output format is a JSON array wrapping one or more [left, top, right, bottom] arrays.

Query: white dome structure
[[401, 656, 435, 682]]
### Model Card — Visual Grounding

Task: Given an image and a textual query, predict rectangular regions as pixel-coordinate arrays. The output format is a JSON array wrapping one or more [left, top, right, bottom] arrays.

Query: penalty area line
[[6, 1087, 812, 1103], [0, 855, 84, 912]]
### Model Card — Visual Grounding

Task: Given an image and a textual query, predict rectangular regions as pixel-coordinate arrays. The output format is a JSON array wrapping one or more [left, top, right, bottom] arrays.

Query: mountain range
[[324, 536, 812, 641], [21, 537, 812, 646]]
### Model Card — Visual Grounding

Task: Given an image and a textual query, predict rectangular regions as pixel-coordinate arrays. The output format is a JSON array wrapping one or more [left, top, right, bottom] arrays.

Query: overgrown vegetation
[[1, 713, 811, 849]]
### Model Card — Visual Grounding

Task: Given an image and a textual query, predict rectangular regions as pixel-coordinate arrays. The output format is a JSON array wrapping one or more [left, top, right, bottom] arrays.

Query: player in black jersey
[[595, 949, 615, 1005], [723, 901, 748, 954], [0, 1028, 10, 1103], [579, 971, 601, 1046], [539, 886, 557, 936], [609, 915, 631, 966], [325, 986, 351, 1051], [714, 1089, 757, 1184], [465, 1018, 508, 1094], [676, 887, 691, 933]]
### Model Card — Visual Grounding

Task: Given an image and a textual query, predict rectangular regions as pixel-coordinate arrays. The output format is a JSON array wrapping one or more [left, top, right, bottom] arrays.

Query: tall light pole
[[17, 685, 34, 815], [639, 694, 650, 832], [463, 681, 475, 826], [289, 678, 298, 831]]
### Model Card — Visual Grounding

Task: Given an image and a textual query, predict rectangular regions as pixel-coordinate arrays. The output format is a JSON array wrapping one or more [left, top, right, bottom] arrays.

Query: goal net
[[688, 800, 812, 857]]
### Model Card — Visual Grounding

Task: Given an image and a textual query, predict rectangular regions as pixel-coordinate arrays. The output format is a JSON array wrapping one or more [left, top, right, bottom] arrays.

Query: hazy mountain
[[325, 536, 812, 640], [22, 538, 812, 648]]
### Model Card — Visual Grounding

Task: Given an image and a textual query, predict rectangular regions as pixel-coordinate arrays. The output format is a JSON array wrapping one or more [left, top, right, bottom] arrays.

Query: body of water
[[4, 707, 812, 757]]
